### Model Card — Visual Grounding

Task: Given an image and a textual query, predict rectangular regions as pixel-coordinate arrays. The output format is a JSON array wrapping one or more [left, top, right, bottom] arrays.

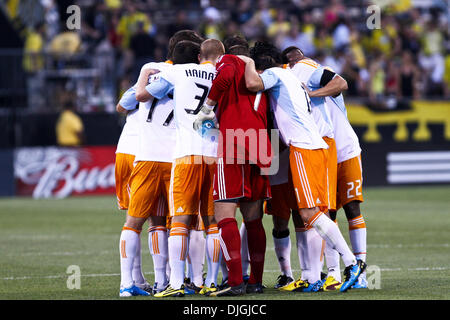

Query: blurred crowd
[[4, 0, 450, 111]]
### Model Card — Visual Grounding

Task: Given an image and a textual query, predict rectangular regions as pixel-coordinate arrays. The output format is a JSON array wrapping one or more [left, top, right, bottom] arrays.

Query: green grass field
[[1, 185, 449, 300]]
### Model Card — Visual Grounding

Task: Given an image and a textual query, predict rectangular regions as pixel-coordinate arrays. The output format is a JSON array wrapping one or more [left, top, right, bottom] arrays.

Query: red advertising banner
[[14, 146, 116, 198]]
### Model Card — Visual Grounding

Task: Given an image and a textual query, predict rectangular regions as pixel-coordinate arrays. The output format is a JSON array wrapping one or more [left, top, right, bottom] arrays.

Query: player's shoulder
[[216, 54, 240, 70], [142, 61, 173, 72], [292, 58, 321, 71]]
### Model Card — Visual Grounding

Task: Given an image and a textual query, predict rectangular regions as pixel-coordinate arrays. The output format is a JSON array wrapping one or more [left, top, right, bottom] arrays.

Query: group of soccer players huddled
[[114, 29, 368, 297]]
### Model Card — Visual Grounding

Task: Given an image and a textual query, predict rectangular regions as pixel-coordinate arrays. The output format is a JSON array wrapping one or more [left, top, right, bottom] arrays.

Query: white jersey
[[259, 67, 328, 150], [326, 95, 361, 163], [134, 61, 176, 163], [116, 88, 139, 156], [290, 59, 334, 139], [146, 62, 218, 159]]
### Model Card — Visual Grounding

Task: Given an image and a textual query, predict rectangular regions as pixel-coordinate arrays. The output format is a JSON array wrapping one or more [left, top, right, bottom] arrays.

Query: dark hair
[[167, 30, 205, 60], [281, 46, 303, 64], [223, 35, 250, 56], [253, 55, 277, 70], [250, 41, 283, 70], [172, 40, 200, 64]]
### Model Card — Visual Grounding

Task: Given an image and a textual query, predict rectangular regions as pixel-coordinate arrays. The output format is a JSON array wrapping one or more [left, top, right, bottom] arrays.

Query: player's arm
[[144, 73, 174, 101], [303, 68, 348, 98], [238, 56, 265, 92], [116, 86, 139, 114], [193, 63, 235, 130], [135, 68, 160, 102]]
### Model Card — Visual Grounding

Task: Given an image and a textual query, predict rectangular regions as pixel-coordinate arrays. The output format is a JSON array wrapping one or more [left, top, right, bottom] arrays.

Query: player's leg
[[322, 210, 342, 290], [266, 185, 295, 288], [272, 215, 294, 287], [148, 214, 169, 293], [239, 222, 250, 282], [321, 137, 342, 289], [118, 159, 156, 297], [116, 153, 149, 293], [119, 214, 150, 297], [282, 210, 323, 292], [155, 156, 201, 297], [210, 158, 245, 296], [186, 216, 206, 292], [338, 155, 367, 288], [290, 146, 365, 292], [240, 199, 265, 293]]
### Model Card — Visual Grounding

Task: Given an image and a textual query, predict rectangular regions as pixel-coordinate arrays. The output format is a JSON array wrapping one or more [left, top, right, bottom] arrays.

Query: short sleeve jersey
[[134, 61, 176, 162], [146, 62, 218, 159], [208, 54, 272, 167], [290, 60, 334, 139], [116, 86, 139, 155], [259, 67, 328, 150]]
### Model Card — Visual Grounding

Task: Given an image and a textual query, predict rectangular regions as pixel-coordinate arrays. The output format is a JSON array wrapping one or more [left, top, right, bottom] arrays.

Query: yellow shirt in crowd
[[56, 110, 84, 146]]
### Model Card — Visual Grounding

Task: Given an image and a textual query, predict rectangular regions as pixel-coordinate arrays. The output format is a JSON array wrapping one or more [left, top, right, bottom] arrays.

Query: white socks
[[188, 229, 206, 287], [295, 227, 323, 283], [272, 229, 293, 278], [205, 225, 220, 287], [148, 226, 168, 289], [119, 227, 140, 288], [168, 222, 189, 289], [308, 211, 356, 267], [240, 223, 250, 276]]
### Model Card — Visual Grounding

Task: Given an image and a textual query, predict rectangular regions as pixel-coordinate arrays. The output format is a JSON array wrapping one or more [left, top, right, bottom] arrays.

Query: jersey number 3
[[185, 83, 209, 115]]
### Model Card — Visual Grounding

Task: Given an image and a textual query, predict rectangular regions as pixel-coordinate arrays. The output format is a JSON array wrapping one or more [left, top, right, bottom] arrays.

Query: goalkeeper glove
[[193, 104, 218, 131]]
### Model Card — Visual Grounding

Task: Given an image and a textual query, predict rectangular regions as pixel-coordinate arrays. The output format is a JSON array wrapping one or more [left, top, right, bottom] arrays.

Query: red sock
[[218, 218, 243, 287], [244, 218, 266, 285]]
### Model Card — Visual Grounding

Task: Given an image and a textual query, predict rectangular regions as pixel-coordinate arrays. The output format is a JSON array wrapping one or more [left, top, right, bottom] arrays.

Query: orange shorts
[[127, 161, 172, 219], [265, 181, 298, 221], [336, 155, 364, 209], [169, 155, 215, 217], [289, 145, 328, 211], [115, 153, 135, 210], [323, 137, 337, 211]]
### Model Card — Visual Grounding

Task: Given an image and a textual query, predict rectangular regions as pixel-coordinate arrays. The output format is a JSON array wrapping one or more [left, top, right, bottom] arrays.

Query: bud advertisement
[[14, 146, 116, 198]]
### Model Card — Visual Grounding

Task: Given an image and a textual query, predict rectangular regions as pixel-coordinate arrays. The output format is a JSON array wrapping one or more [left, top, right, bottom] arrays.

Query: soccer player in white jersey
[[239, 41, 366, 292], [284, 46, 368, 290], [115, 86, 151, 297], [137, 39, 225, 297], [117, 34, 203, 297]]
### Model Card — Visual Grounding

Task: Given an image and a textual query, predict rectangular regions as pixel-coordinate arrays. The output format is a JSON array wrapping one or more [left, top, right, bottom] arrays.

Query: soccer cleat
[[351, 275, 368, 289], [185, 282, 203, 294], [209, 282, 246, 297], [153, 284, 185, 298], [152, 282, 167, 295], [135, 281, 153, 294], [246, 283, 264, 294], [322, 276, 342, 291], [340, 259, 367, 292], [218, 277, 228, 290], [243, 274, 250, 284], [279, 278, 309, 292], [301, 280, 323, 292], [274, 274, 295, 289], [119, 284, 151, 297], [199, 283, 217, 295]]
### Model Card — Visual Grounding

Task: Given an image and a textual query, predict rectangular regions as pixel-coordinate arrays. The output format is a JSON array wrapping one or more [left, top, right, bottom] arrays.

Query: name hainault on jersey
[[146, 62, 218, 160], [134, 61, 176, 163]]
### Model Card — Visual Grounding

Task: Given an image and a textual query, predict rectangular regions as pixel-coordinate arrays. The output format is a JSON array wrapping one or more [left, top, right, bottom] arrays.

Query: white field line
[[2, 267, 449, 281]]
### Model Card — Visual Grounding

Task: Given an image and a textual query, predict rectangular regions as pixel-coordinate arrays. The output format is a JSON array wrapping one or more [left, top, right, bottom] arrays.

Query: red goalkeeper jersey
[[208, 54, 272, 168]]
